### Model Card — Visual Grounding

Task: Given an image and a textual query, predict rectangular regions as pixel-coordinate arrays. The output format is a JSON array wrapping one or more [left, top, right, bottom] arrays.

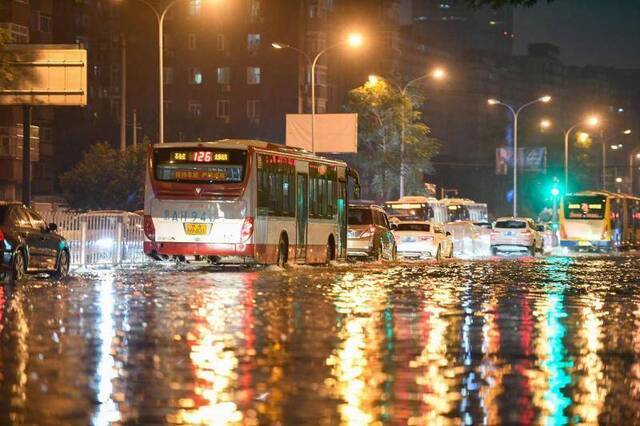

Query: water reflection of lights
[[409, 284, 457, 425], [327, 272, 387, 425], [93, 272, 121, 425], [533, 284, 573, 424], [572, 294, 606, 423], [7, 286, 28, 424], [479, 295, 503, 426], [174, 274, 251, 425]]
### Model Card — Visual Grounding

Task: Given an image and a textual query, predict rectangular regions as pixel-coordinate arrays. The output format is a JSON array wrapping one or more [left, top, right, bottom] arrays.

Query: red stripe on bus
[[144, 242, 255, 256]]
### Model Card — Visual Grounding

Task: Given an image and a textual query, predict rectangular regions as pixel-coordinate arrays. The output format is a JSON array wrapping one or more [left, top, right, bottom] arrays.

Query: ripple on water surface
[[1, 256, 640, 424]]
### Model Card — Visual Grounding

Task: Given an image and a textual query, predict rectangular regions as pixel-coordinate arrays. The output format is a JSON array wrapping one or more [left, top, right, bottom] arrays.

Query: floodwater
[[2, 256, 640, 425]]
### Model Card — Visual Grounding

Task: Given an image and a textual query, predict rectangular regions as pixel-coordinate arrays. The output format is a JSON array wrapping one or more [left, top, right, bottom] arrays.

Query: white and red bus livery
[[143, 139, 360, 265]]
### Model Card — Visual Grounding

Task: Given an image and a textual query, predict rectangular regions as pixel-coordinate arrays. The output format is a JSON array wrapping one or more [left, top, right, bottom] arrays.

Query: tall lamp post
[[488, 95, 551, 217], [560, 115, 600, 193], [125, 0, 196, 144], [367, 68, 447, 197], [272, 33, 363, 153]]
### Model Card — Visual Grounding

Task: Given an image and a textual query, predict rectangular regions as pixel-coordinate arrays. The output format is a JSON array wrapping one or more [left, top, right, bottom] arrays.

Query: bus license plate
[[185, 223, 208, 235]]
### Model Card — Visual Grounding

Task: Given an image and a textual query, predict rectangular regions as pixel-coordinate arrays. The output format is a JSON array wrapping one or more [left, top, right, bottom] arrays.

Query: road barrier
[[37, 211, 147, 267]]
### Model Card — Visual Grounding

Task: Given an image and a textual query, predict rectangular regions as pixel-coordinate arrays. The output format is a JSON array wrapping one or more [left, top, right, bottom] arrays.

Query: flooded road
[[2, 256, 640, 425]]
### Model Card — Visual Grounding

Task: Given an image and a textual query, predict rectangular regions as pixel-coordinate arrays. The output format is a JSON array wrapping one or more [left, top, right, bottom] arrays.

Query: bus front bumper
[[560, 240, 612, 249], [144, 241, 255, 259]]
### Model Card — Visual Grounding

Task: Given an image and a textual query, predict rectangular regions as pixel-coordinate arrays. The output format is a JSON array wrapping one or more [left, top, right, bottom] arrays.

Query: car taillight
[[143, 215, 155, 241], [360, 226, 376, 238], [241, 217, 254, 243], [0, 228, 4, 245]]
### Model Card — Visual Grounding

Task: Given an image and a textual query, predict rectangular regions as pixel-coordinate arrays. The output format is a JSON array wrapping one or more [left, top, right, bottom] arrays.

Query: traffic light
[[551, 187, 560, 197]]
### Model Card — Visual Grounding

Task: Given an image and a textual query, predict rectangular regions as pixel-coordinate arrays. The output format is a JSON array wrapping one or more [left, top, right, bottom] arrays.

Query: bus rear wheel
[[325, 236, 336, 265], [277, 234, 289, 267]]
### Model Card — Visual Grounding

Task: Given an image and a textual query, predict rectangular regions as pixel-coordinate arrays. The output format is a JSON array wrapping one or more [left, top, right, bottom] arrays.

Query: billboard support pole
[[22, 105, 31, 206]]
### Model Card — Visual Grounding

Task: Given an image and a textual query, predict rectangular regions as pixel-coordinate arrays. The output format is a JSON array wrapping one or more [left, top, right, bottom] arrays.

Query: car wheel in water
[[528, 246, 536, 257], [51, 250, 70, 280], [11, 250, 26, 283], [491, 247, 498, 256], [372, 240, 383, 262], [435, 245, 442, 261]]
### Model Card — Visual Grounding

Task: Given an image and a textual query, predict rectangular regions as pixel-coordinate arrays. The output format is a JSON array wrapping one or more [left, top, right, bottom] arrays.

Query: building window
[[0, 23, 29, 43], [247, 67, 261, 85], [188, 33, 197, 50], [216, 100, 230, 118], [216, 34, 226, 51], [189, 0, 202, 16], [38, 13, 52, 33], [188, 101, 202, 118], [163, 67, 174, 85], [247, 33, 261, 53], [217, 67, 230, 84], [309, 4, 318, 18], [249, 0, 261, 23], [189, 68, 203, 84], [247, 100, 261, 118]]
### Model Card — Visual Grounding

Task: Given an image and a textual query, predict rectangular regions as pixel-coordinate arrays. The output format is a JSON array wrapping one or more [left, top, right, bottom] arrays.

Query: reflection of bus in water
[[144, 139, 361, 265], [560, 190, 640, 251], [385, 196, 488, 224]]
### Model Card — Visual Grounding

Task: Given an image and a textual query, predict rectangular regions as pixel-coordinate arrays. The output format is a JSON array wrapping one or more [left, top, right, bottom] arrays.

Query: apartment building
[[0, 0, 54, 200]]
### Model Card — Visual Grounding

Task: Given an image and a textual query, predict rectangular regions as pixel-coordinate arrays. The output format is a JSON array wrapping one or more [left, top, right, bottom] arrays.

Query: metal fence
[[38, 211, 147, 267]]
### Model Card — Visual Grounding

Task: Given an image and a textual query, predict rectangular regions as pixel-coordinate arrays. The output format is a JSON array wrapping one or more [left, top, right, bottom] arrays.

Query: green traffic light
[[551, 187, 560, 197]]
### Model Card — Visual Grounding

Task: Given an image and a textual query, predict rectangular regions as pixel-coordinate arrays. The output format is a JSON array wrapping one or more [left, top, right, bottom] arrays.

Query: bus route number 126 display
[[171, 151, 229, 163]]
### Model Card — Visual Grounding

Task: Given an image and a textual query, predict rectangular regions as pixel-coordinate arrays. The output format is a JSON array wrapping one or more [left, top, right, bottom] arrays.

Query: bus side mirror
[[354, 184, 361, 200]]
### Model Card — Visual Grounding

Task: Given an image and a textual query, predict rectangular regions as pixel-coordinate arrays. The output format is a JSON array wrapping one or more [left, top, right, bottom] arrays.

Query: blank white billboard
[[0, 44, 87, 106], [286, 113, 358, 153]]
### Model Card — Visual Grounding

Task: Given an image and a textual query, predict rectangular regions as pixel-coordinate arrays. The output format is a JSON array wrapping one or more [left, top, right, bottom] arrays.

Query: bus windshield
[[564, 195, 606, 220], [385, 204, 431, 221], [446, 205, 470, 222], [153, 148, 247, 184]]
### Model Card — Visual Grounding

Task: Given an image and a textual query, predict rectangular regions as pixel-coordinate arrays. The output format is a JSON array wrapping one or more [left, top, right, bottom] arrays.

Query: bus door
[[296, 173, 308, 262], [337, 180, 347, 258]]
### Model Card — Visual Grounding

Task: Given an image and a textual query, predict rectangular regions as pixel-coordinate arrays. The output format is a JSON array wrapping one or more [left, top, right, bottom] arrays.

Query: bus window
[[385, 204, 431, 221], [563, 195, 606, 220], [257, 154, 296, 217], [446, 205, 470, 222], [154, 148, 247, 183]]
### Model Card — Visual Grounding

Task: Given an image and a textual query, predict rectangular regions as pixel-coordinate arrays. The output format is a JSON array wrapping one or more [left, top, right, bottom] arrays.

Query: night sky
[[514, 0, 640, 68]]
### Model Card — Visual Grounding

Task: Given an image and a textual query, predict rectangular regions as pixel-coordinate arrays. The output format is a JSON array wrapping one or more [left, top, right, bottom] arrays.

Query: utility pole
[[120, 34, 127, 153], [132, 109, 138, 149]]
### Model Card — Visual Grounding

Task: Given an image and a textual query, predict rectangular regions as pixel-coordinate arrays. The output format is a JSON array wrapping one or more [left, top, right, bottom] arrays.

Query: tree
[[343, 79, 440, 201], [0, 27, 15, 86], [59, 142, 147, 211]]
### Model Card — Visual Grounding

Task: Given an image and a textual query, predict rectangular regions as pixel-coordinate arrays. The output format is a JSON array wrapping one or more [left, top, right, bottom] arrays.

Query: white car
[[392, 221, 454, 260], [490, 217, 544, 256], [444, 220, 483, 257]]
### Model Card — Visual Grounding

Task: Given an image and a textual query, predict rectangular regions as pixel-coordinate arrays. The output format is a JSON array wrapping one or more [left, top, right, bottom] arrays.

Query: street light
[[601, 128, 632, 190], [369, 68, 448, 197], [488, 95, 551, 216], [122, 0, 214, 144], [540, 119, 552, 130], [272, 32, 363, 153], [563, 115, 600, 194]]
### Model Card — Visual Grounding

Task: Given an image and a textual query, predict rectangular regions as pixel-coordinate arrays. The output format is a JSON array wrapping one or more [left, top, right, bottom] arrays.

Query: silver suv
[[347, 204, 397, 261]]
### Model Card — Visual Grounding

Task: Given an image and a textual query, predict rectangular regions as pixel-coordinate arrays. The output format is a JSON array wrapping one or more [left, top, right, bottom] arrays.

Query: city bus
[[143, 139, 360, 265], [560, 190, 640, 251], [385, 196, 488, 224]]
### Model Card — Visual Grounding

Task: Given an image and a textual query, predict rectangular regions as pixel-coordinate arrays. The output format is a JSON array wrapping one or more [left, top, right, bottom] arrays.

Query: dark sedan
[[0, 202, 70, 283]]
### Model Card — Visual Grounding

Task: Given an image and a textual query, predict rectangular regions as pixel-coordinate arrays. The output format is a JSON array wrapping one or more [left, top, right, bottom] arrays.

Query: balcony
[[0, 125, 40, 162]]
